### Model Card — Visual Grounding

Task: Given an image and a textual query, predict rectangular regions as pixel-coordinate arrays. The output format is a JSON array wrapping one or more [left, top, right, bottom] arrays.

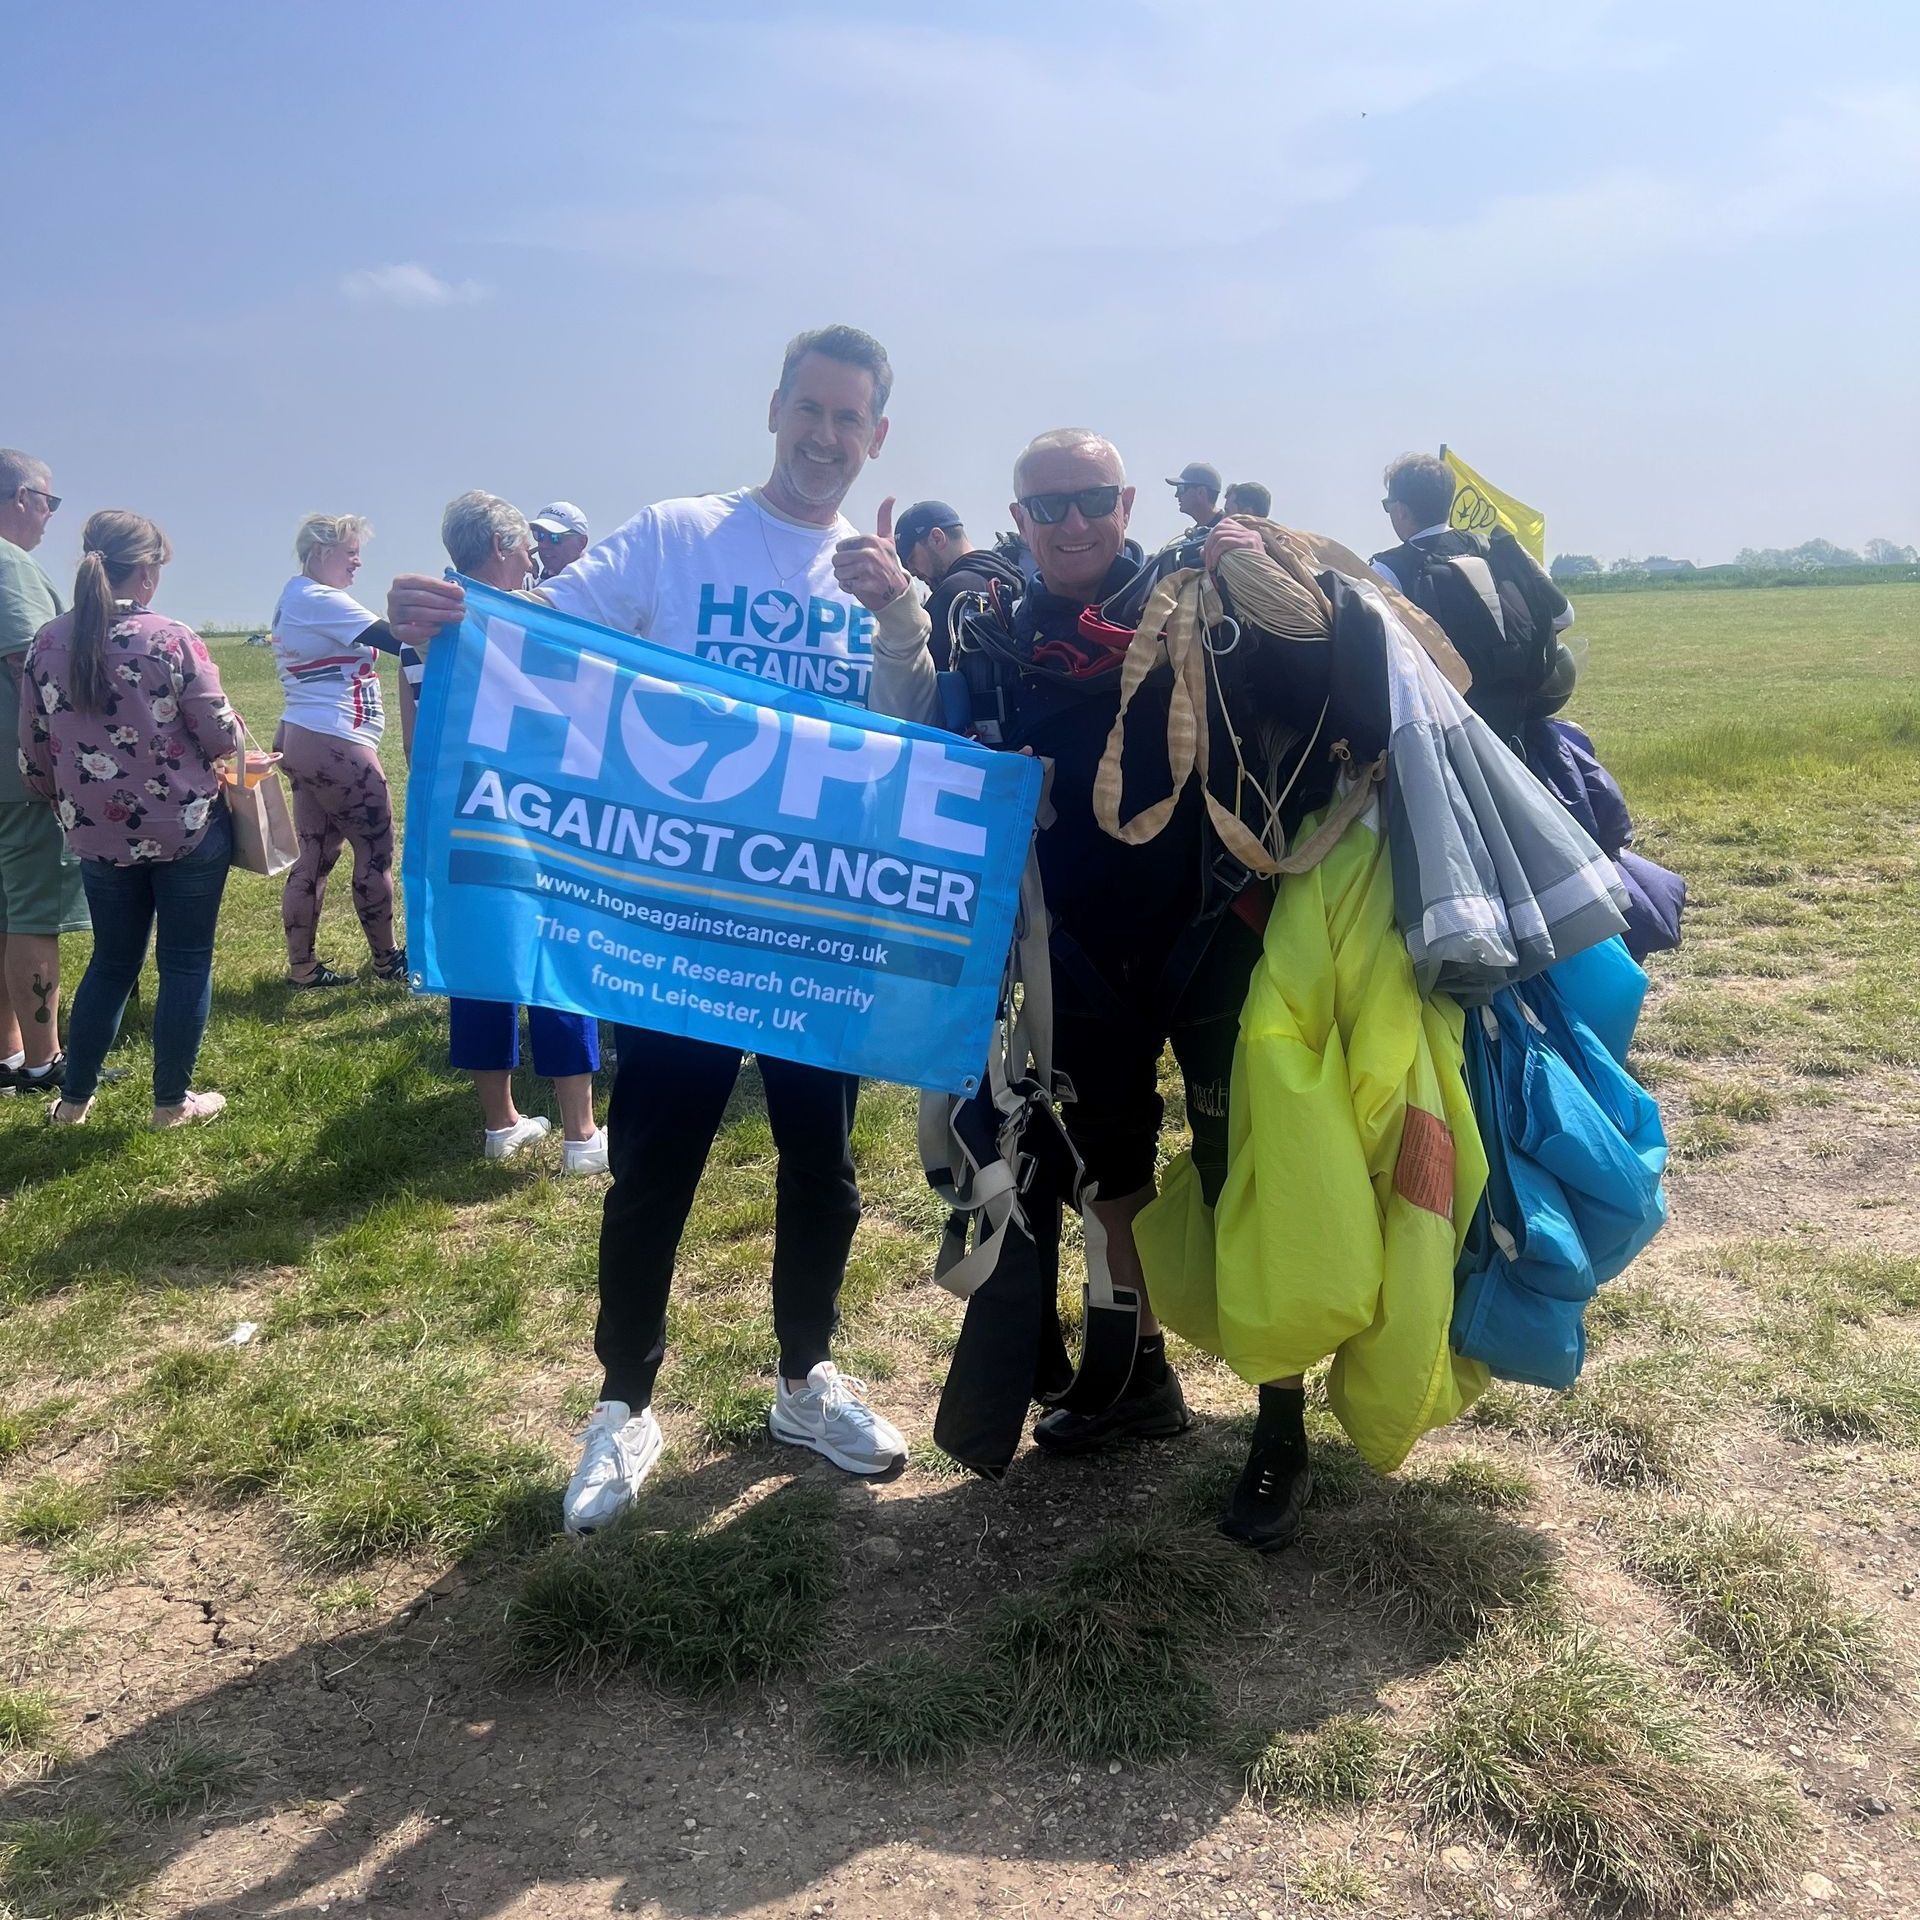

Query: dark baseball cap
[[1166, 462, 1223, 494], [892, 500, 965, 553]]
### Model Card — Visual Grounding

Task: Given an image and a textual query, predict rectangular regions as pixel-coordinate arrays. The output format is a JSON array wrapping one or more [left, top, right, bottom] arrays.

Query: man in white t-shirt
[[389, 325, 923, 1533]]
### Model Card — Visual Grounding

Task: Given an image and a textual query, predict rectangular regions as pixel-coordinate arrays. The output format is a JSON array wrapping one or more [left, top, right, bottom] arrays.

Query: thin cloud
[[1366, 83, 1920, 294], [339, 262, 488, 309]]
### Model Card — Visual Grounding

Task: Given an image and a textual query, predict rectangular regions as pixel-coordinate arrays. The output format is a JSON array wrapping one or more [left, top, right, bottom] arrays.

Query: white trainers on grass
[[769, 1363, 906, 1475], [561, 1127, 610, 1177], [484, 1115, 550, 1161], [562, 1400, 663, 1535]]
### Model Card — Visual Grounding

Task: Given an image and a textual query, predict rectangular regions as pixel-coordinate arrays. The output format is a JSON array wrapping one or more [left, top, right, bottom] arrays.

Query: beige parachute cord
[[1090, 518, 1440, 875]]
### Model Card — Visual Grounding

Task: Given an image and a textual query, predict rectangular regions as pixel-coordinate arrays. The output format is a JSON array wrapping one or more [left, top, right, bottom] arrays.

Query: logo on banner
[[623, 676, 780, 804]]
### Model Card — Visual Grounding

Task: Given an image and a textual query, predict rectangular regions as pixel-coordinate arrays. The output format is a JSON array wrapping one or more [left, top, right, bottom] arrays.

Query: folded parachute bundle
[[1451, 936, 1669, 1389], [1522, 717, 1687, 961], [1134, 793, 1492, 1473], [1366, 582, 1631, 1002]]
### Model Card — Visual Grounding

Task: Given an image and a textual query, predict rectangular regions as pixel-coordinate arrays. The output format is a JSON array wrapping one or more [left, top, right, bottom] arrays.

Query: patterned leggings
[[276, 723, 396, 972]]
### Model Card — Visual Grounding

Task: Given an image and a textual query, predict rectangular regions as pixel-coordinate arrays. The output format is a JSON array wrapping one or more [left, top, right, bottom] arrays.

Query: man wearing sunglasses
[[528, 501, 590, 582], [867, 430, 1343, 1550], [0, 448, 87, 1095]]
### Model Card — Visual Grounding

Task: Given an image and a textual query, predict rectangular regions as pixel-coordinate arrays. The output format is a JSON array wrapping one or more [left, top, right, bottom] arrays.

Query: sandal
[[371, 946, 410, 984], [48, 1096, 93, 1126], [289, 964, 354, 989]]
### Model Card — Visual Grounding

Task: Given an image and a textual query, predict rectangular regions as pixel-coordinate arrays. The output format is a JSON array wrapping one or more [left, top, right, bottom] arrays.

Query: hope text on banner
[[403, 580, 1042, 1095]]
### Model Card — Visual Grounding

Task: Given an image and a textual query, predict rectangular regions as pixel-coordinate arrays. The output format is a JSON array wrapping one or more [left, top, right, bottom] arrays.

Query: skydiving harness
[[916, 801, 1149, 1461], [917, 530, 1388, 1470]]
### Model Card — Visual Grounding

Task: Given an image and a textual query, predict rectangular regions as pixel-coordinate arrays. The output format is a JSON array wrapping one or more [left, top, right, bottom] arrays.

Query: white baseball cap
[[530, 501, 588, 538]]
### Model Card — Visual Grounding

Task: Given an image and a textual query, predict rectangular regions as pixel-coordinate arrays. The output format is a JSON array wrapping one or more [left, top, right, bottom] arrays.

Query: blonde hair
[[71, 510, 173, 716], [295, 512, 373, 573]]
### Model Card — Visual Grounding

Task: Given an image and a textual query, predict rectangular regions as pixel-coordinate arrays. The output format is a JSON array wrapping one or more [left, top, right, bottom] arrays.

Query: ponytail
[[68, 550, 118, 717], [67, 510, 174, 717]]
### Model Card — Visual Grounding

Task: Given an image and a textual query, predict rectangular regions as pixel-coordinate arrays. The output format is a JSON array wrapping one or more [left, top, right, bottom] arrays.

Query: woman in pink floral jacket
[[19, 511, 242, 1129]]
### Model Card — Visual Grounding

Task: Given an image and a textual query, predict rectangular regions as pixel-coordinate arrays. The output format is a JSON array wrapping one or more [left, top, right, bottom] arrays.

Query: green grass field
[[0, 584, 1915, 1919]]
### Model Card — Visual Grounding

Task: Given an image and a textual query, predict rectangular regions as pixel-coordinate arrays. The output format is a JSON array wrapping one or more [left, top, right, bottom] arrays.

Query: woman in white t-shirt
[[270, 514, 410, 988]]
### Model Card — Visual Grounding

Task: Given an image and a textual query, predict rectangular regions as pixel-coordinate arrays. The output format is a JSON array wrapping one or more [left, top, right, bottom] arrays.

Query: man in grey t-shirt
[[0, 448, 87, 1094]]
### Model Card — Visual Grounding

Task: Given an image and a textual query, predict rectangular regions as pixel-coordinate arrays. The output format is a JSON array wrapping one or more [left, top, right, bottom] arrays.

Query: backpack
[[1383, 530, 1559, 738]]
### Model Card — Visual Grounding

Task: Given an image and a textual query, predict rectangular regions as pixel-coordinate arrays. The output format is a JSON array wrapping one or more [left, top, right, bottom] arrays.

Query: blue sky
[[6, 0, 1916, 621]]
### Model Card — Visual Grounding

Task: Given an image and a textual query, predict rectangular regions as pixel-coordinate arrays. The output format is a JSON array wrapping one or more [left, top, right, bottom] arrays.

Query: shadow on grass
[[0, 1415, 1489, 1920], [4, 1074, 519, 1299]]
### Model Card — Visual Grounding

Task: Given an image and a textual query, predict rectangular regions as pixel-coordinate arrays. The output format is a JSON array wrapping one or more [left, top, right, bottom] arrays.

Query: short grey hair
[[778, 324, 893, 421], [441, 491, 531, 575], [0, 448, 51, 498], [1012, 429, 1126, 495], [295, 512, 373, 569]]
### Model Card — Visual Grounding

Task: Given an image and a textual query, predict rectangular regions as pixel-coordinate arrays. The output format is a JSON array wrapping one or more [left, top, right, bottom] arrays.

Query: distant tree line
[[1551, 538, 1917, 580]]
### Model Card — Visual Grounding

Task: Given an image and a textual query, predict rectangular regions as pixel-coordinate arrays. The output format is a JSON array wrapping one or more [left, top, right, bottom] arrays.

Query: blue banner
[[403, 579, 1041, 1095]]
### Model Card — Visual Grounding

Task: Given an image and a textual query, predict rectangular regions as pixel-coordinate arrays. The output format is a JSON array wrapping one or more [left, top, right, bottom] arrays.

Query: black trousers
[[1052, 910, 1264, 1206], [595, 1026, 862, 1409]]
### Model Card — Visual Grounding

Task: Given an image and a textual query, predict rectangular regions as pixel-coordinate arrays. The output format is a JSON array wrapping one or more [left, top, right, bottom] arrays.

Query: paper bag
[[223, 750, 298, 877]]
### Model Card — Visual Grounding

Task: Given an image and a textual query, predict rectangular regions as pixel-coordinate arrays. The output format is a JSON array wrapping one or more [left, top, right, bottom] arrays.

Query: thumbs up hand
[[833, 495, 913, 614]]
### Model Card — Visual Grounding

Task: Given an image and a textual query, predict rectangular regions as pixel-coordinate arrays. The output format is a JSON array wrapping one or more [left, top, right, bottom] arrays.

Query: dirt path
[[5, 1055, 1917, 1920]]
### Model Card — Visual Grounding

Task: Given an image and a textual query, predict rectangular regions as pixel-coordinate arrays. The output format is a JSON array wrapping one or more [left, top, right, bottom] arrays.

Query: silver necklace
[[749, 488, 832, 591]]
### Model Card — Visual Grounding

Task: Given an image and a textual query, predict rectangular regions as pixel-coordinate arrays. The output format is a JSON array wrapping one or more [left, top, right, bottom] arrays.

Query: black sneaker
[[289, 964, 354, 990], [14, 1054, 65, 1095], [1032, 1366, 1193, 1456], [372, 946, 409, 983], [1219, 1436, 1313, 1552]]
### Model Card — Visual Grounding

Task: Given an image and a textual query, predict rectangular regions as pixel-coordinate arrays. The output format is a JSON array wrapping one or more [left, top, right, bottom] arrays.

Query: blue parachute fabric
[[1521, 717, 1686, 961], [1452, 941, 1668, 1389], [1543, 931, 1646, 1066]]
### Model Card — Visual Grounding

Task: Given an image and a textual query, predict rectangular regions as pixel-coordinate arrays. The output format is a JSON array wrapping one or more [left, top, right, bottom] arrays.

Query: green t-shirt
[[0, 538, 63, 805]]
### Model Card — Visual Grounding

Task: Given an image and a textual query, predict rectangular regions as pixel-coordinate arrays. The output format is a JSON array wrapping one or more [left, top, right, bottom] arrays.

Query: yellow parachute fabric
[[1133, 804, 1490, 1472]]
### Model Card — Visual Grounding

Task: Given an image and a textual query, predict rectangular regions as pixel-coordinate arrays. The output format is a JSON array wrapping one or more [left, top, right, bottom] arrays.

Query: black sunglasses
[[22, 488, 61, 514], [532, 527, 569, 544], [1019, 485, 1122, 526]]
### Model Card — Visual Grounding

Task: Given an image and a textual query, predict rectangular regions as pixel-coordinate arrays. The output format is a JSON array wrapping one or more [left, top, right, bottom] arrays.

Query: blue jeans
[[66, 804, 233, 1107]]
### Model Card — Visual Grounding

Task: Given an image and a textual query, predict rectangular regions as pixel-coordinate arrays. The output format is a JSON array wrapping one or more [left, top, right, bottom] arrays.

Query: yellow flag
[[1440, 446, 1545, 562]]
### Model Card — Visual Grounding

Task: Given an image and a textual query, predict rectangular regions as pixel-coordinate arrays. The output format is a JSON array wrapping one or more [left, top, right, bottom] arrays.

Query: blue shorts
[[447, 1000, 599, 1078]]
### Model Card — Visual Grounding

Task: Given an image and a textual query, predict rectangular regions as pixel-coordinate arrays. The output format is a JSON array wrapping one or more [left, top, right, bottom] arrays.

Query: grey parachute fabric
[[1365, 577, 1629, 1000]]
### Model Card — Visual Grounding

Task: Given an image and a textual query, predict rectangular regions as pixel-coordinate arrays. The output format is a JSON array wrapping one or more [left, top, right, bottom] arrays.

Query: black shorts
[[1052, 910, 1264, 1204]]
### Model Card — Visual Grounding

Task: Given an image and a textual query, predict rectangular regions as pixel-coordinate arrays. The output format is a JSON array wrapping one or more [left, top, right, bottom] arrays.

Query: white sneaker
[[769, 1363, 906, 1475], [561, 1127, 610, 1177], [484, 1115, 551, 1161], [151, 1089, 225, 1130], [562, 1400, 663, 1535]]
